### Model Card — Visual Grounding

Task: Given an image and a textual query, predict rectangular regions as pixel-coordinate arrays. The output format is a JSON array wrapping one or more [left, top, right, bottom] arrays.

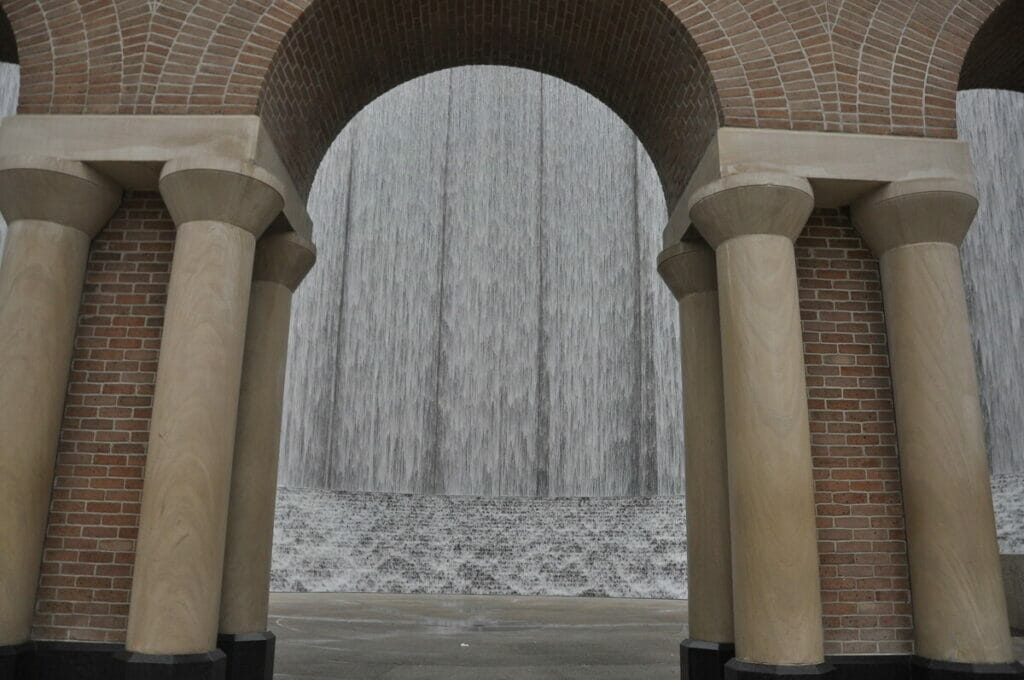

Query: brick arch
[[959, 0, 1024, 93], [256, 0, 724, 206]]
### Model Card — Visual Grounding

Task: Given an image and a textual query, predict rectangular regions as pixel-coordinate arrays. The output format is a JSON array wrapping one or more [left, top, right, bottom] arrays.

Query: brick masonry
[[31, 193, 174, 643], [31, 202, 912, 654], [798, 209, 912, 656]]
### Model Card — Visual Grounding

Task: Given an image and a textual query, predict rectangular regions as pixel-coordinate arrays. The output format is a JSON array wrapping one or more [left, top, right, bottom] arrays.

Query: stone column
[[121, 158, 285, 680], [853, 178, 1024, 679], [688, 173, 833, 679], [657, 238, 735, 680], [217, 232, 315, 680], [0, 157, 120, 668]]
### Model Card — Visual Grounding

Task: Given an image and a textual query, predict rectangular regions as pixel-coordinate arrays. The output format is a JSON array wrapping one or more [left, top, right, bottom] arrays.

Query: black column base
[[828, 654, 910, 680], [682, 639, 735, 680], [911, 656, 1024, 679], [117, 649, 226, 680], [217, 632, 275, 680], [725, 659, 837, 679], [0, 642, 32, 680]]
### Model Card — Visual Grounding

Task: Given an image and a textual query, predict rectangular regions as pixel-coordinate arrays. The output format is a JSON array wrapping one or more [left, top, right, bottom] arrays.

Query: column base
[[725, 659, 837, 679], [217, 632, 275, 680], [682, 639, 735, 680], [0, 642, 32, 680], [117, 649, 226, 680], [911, 657, 1024, 679], [828, 654, 910, 680]]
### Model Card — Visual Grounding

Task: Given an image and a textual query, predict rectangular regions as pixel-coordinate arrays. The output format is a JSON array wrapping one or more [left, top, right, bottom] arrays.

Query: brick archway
[[255, 0, 722, 207], [959, 0, 1024, 93]]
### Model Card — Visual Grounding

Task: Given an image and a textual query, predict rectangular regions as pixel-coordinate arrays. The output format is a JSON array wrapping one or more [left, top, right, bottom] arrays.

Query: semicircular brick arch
[[256, 0, 726, 206]]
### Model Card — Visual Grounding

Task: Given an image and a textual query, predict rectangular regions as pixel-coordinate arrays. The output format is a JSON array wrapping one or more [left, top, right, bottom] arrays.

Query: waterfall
[[957, 89, 1024, 475], [279, 66, 681, 497], [0, 62, 19, 258]]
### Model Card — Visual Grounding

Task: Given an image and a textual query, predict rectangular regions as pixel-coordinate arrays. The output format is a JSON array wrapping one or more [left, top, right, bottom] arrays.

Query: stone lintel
[[664, 127, 975, 248], [0, 115, 312, 241]]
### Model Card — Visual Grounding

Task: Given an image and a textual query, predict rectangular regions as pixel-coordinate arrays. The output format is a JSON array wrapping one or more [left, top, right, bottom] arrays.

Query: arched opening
[[956, 0, 1024, 541], [260, 1, 720, 614], [257, 0, 721, 209], [273, 65, 687, 598]]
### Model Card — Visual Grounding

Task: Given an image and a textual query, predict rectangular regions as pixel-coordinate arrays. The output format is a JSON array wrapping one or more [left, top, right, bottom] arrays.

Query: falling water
[[279, 67, 682, 497], [0, 62, 20, 258], [957, 89, 1024, 475]]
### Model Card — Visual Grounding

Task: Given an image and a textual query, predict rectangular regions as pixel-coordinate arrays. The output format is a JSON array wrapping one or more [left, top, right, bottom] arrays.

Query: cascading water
[[957, 89, 1024, 476], [278, 67, 682, 498]]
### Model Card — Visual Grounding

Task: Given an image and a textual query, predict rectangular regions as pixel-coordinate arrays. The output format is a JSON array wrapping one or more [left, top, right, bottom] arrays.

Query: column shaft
[[883, 242, 1011, 663], [689, 174, 828, 676], [681, 287, 733, 644], [660, 240, 735, 678], [853, 178, 1020, 672], [0, 221, 91, 645], [718, 234, 823, 666], [0, 157, 120, 648], [124, 159, 285, 676], [219, 280, 292, 634], [126, 220, 257, 654], [217, 233, 314, 680]]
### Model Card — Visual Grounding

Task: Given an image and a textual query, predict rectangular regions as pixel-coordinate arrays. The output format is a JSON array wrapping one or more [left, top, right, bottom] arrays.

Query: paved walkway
[[269, 593, 1024, 680]]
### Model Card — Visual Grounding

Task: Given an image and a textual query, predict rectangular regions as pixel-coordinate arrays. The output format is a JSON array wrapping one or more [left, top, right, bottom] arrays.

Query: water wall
[[957, 89, 1024, 475], [279, 67, 682, 497]]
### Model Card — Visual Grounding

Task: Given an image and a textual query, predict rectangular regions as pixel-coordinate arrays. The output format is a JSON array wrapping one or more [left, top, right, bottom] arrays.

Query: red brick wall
[[31, 193, 174, 643], [31, 202, 913, 652], [797, 209, 912, 655]]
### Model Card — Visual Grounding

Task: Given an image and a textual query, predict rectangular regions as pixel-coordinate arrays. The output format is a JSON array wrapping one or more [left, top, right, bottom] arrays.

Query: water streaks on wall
[[279, 67, 682, 497], [957, 89, 1024, 475]]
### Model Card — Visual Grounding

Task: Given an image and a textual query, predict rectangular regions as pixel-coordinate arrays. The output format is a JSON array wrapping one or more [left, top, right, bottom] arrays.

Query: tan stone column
[[0, 157, 120, 650], [853, 178, 1023, 675], [216, 232, 315, 680], [689, 174, 832, 677], [657, 239, 735, 677], [122, 158, 285, 675]]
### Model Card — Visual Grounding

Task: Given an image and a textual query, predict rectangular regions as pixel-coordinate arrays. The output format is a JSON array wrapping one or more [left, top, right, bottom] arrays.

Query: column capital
[[657, 239, 716, 300], [0, 155, 122, 237], [253, 232, 316, 292], [851, 177, 978, 256], [158, 156, 286, 238], [688, 172, 814, 248]]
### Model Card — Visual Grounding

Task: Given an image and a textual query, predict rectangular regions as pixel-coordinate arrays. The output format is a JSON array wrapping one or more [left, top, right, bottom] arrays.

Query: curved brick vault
[[258, 0, 725, 203], [0, 1, 1018, 203]]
